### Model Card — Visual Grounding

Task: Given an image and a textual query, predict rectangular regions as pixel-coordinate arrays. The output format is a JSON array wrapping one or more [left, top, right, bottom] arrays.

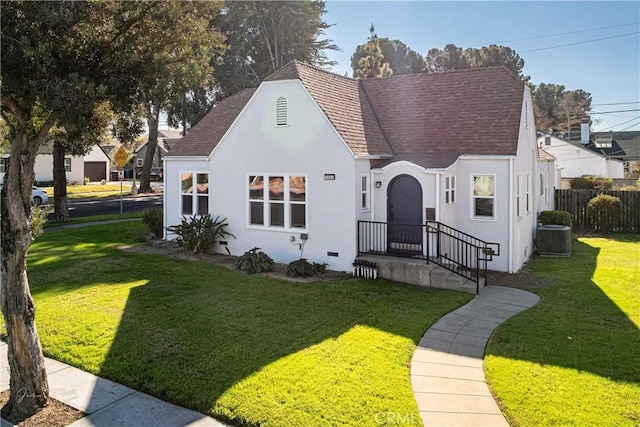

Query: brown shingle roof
[[172, 62, 525, 163], [167, 88, 257, 157], [266, 61, 392, 156], [360, 67, 524, 158]]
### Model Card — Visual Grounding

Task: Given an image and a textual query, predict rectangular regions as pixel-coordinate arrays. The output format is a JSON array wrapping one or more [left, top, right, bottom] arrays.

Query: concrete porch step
[[355, 255, 484, 294], [430, 266, 484, 294]]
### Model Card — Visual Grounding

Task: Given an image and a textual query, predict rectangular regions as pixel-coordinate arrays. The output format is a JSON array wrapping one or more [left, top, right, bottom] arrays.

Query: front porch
[[356, 221, 500, 294]]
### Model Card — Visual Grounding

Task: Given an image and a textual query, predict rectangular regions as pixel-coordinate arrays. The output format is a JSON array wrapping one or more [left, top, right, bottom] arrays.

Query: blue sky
[[322, 1, 640, 132]]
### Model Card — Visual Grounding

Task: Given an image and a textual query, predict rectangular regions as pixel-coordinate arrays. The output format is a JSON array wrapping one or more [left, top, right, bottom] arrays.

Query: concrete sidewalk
[[411, 285, 539, 426], [0, 342, 229, 427]]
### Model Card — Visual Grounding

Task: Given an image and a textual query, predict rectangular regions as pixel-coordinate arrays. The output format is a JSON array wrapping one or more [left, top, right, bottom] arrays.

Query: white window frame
[[361, 175, 370, 211], [540, 172, 546, 201], [445, 175, 456, 205], [0, 158, 8, 174], [276, 96, 288, 127], [180, 172, 209, 216], [136, 158, 143, 168], [64, 157, 72, 172], [471, 174, 496, 221], [247, 173, 307, 231]]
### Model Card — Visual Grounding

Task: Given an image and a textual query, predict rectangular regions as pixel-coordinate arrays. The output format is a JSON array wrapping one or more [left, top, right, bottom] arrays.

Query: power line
[[594, 116, 640, 130], [618, 121, 640, 131], [520, 32, 640, 53], [590, 109, 640, 114], [496, 22, 639, 44], [591, 102, 640, 106]]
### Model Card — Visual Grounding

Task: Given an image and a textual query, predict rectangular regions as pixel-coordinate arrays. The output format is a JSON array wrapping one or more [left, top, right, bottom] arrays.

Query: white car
[[32, 186, 48, 205], [0, 184, 48, 205]]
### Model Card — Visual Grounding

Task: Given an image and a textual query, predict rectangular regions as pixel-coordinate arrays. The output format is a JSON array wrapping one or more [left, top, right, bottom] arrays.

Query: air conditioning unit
[[537, 225, 571, 257]]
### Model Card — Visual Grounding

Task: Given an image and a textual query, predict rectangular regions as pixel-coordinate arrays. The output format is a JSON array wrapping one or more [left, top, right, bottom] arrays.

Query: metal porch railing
[[357, 220, 500, 294]]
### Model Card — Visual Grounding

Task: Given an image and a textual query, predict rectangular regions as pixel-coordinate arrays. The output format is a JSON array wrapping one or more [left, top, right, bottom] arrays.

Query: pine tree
[[354, 25, 393, 79]]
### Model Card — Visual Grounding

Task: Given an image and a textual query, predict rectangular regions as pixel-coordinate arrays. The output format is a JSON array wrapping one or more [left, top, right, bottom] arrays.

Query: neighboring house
[[135, 129, 183, 169], [588, 131, 640, 178], [164, 62, 554, 273], [1, 143, 110, 183], [537, 126, 625, 180]]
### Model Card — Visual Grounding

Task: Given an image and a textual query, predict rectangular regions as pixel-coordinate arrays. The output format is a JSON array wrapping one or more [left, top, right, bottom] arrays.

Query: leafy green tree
[[354, 25, 393, 79], [425, 44, 469, 73], [351, 37, 424, 77], [50, 101, 113, 222], [425, 43, 528, 81], [0, 1, 179, 417], [532, 83, 592, 132], [123, 1, 224, 193], [214, 0, 338, 97]]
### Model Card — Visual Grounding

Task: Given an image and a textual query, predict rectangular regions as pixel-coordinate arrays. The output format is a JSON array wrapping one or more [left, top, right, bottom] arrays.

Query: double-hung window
[[0, 158, 8, 174], [248, 174, 306, 229], [181, 172, 209, 216], [445, 176, 456, 205], [361, 175, 370, 211], [64, 158, 72, 172], [472, 175, 495, 219]]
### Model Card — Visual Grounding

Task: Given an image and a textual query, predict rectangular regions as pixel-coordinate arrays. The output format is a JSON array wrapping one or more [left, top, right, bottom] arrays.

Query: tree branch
[[1, 97, 28, 125]]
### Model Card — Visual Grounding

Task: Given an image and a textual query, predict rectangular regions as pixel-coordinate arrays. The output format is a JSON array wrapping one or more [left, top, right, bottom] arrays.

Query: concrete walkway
[[0, 342, 229, 427], [411, 285, 539, 426]]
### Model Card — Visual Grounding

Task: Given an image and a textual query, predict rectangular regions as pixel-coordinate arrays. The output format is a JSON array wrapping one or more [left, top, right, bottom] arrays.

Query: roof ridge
[[291, 59, 357, 82]]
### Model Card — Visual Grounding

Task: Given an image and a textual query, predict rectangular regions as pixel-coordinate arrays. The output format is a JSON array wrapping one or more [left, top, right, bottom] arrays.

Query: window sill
[[470, 216, 496, 222], [247, 225, 308, 233]]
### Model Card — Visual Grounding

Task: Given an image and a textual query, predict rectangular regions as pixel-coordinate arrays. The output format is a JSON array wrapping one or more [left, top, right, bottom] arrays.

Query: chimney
[[580, 119, 590, 145]]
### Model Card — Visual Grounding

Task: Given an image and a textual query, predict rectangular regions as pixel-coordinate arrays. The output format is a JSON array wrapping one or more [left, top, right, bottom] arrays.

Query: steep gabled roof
[[171, 62, 526, 166], [167, 88, 257, 157], [265, 61, 392, 156], [360, 67, 524, 158]]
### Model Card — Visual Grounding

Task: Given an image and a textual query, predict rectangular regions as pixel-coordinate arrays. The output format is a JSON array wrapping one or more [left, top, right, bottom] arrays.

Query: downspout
[[370, 169, 375, 221], [508, 158, 514, 273], [162, 157, 167, 240], [434, 172, 441, 222]]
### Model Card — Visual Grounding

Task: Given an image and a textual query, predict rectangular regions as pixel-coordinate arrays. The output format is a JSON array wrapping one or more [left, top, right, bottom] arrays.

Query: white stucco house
[[1, 143, 111, 183], [537, 128, 624, 180], [164, 62, 554, 274]]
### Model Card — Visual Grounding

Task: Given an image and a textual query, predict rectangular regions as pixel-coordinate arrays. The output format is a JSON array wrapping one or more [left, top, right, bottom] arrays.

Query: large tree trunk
[[138, 102, 160, 194], [1, 123, 51, 419], [52, 140, 69, 222]]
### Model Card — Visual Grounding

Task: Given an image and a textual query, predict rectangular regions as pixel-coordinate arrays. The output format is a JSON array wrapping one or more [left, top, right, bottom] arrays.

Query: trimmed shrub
[[30, 206, 47, 239], [570, 175, 613, 191], [538, 210, 572, 228], [286, 259, 328, 277], [235, 247, 274, 274], [167, 214, 235, 254], [587, 194, 622, 232], [570, 177, 593, 189], [142, 209, 163, 238]]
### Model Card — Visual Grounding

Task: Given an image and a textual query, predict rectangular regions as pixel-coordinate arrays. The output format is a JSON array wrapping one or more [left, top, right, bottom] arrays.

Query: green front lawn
[[485, 235, 640, 426], [15, 222, 472, 426], [41, 184, 132, 200]]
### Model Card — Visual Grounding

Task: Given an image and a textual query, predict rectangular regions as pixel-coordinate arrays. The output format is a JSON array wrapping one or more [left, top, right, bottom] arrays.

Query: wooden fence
[[555, 189, 640, 233]]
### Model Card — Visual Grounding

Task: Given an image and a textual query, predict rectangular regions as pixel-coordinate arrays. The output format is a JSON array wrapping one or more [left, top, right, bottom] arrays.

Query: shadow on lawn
[[486, 238, 640, 385], [28, 224, 470, 425]]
